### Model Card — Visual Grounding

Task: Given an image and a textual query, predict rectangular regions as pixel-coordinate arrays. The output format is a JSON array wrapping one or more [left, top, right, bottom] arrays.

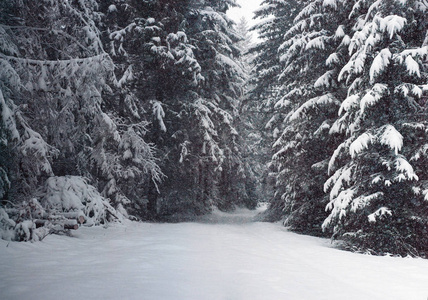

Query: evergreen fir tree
[[0, 0, 161, 237], [323, 0, 428, 256], [174, 0, 256, 213], [265, 0, 349, 234], [235, 17, 254, 55], [103, 0, 255, 217], [247, 0, 307, 221]]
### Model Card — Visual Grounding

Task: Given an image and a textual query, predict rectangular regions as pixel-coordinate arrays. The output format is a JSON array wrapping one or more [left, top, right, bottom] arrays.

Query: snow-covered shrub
[[14, 220, 36, 242], [40, 176, 123, 226], [0, 183, 122, 242], [0, 208, 16, 240], [1, 198, 50, 242], [16, 198, 46, 221]]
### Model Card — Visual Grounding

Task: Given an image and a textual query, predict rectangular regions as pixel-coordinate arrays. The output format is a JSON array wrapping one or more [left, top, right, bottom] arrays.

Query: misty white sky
[[227, 0, 263, 28]]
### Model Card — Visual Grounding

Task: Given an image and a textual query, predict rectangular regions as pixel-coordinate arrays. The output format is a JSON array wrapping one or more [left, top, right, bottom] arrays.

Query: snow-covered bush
[[0, 176, 124, 242], [1, 198, 51, 241], [40, 176, 123, 226], [0, 208, 16, 240]]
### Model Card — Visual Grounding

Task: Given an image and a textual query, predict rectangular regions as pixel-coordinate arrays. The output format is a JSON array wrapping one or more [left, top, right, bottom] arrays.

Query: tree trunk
[[147, 179, 158, 219]]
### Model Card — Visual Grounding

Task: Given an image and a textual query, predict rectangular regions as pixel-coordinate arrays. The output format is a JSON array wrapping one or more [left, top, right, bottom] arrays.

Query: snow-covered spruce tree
[[248, 0, 299, 152], [251, 1, 334, 227], [234, 17, 265, 209], [103, 0, 255, 217], [0, 5, 20, 207], [246, 0, 309, 220], [0, 0, 161, 239], [249, 0, 303, 105], [235, 17, 255, 64], [0, 0, 109, 237], [323, 0, 428, 256], [102, 0, 206, 217], [185, 0, 257, 212], [257, 0, 345, 233]]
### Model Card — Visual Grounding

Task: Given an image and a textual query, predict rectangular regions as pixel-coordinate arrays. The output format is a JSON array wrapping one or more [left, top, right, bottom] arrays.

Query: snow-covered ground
[[1, 207, 428, 300]]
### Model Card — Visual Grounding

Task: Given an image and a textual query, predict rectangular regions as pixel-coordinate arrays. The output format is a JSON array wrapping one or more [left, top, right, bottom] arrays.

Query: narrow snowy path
[[1, 207, 428, 300]]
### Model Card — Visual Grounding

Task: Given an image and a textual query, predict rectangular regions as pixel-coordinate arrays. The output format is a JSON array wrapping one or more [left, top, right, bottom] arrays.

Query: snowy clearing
[[1, 207, 428, 300]]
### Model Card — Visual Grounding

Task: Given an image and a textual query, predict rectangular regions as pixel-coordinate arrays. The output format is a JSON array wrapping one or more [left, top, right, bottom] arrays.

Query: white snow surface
[[1, 206, 428, 300]]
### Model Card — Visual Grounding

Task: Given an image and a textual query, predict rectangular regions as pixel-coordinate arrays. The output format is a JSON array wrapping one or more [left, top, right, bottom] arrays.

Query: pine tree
[[0, 0, 161, 238], [234, 16, 265, 209], [323, 0, 428, 256], [101, 0, 198, 217], [171, 0, 255, 213], [235, 17, 254, 55], [246, 0, 308, 221], [264, 0, 350, 233], [103, 0, 255, 218]]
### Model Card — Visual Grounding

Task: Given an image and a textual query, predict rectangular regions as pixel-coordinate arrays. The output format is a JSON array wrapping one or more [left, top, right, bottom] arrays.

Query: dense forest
[[0, 0, 427, 257]]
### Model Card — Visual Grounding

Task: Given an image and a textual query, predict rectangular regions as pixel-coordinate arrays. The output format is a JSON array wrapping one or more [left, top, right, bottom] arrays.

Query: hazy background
[[227, 0, 262, 29]]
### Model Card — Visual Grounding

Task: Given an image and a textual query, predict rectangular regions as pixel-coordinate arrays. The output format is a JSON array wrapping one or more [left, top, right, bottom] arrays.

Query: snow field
[[1, 207, 428, 300]]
